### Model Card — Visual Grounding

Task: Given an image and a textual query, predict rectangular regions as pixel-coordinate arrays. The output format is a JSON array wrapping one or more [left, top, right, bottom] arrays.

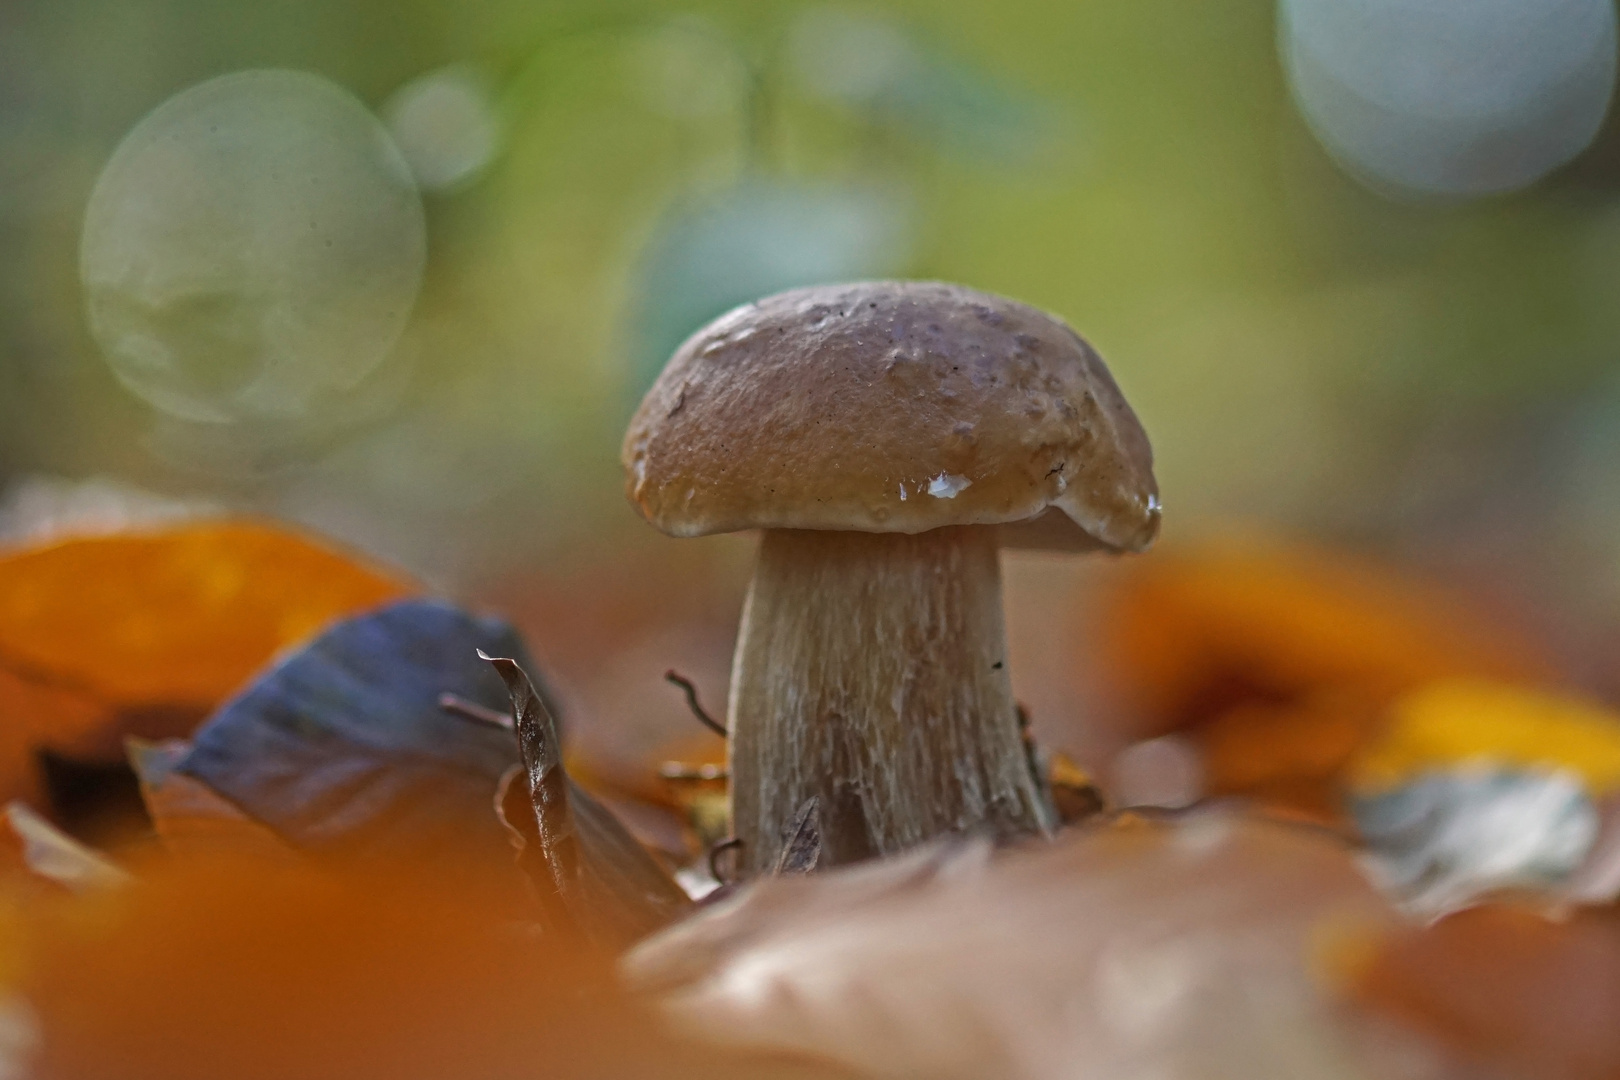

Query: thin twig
[[664, 670, 727, 737], [658, 761, 729, 782], [708, 836, 743, 884], [438, 692, 515, 730]]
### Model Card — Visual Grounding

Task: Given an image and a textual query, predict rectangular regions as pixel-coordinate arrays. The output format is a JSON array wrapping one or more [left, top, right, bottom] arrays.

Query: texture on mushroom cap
[[622, 281, 1159, 552]]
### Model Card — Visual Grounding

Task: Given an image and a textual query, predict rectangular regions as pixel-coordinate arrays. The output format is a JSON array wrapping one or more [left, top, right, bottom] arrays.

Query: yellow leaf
[[1352, 680, 1620, 795]]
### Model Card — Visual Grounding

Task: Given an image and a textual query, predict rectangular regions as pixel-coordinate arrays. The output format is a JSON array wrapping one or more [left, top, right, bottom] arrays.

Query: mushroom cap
[[621, 281, 1160, 552]]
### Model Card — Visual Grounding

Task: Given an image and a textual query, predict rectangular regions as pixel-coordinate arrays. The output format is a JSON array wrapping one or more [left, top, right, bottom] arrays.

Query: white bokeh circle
[[384, 66, 500, 192], [81, 69, 427, 424], [1280, 0, 1618, 197]]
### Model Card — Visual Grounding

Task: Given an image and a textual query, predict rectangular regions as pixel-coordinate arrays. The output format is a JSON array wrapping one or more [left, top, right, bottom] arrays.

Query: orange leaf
[[1198, 690, 1384, 822], [18, 858, 832, 1080], [1097, 536, 1552, 739], [0, 521, 417, 805], [1349, 905, 1620, 1080]]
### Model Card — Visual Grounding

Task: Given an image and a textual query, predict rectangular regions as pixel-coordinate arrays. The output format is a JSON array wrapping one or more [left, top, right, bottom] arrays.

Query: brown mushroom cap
[[622, 281, 1160, 552]]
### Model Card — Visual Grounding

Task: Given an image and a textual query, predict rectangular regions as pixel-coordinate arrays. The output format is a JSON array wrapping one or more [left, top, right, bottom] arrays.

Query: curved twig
[[664, 670, 727, 737], [708, 836, 744, 884]]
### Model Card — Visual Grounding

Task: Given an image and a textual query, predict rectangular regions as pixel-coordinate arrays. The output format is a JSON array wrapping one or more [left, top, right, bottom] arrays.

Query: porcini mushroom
[[623, 281, 1158, 872]]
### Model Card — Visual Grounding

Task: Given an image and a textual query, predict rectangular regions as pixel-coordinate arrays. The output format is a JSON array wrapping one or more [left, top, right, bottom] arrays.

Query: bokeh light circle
[[384, 66, 500, 191], [629, 181, 913, 393], [1280, 0, 1618, 197], [81, 69, 427, 424]]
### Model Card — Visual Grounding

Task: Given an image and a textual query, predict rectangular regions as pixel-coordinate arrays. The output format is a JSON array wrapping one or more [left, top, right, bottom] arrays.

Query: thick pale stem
[[728, 526, 1052, 873]]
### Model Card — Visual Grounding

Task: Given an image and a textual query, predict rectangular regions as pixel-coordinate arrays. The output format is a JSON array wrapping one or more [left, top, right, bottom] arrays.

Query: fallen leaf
[[1564, 794, 1620, 904], [1355, 769, 1597, 916], [657, 755, 731, 856], [1047, 751, 1107, 826], [0, 521, 416, 807], [486, 654, 691, 944], [1350, 680, 1620, 796], [626, 811, 1435, 1080], [1199, 690, 1380, 822], [20, 857, 850, 1080], [1339, 681, 1620, 912], [1097, 538, 1551, 739], [1, 802, 128, 892], [177, 599, 537, 872], [1094, 538, 1554, 820], [125, 738, 298, 865], [1347, 904, 1620, 1080]]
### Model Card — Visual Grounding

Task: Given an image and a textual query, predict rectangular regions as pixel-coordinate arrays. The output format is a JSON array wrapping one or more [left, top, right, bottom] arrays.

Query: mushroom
[[622, 281, 1158, 872]]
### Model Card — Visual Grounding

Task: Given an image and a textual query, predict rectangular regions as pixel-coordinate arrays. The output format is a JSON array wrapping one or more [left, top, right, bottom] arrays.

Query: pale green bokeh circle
[[81, 69, 427, 424]]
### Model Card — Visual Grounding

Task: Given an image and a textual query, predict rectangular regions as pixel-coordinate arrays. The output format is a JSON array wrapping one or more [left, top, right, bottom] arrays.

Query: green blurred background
[[4, 0, 1619, 772]]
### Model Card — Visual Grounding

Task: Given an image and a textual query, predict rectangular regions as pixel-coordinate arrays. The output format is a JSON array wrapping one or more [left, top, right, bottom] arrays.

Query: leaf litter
[[0, 519, 1618, 1078]]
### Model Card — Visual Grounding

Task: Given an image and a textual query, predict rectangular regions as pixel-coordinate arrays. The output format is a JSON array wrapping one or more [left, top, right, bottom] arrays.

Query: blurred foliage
[[3, 0, 1618, 593]]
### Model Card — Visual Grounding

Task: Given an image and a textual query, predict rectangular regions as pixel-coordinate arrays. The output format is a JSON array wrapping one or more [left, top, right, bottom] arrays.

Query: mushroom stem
[[728, 526, 1053, 873]]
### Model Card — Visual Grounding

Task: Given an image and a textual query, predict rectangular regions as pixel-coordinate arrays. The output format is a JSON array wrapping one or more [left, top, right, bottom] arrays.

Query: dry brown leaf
[[486, 654, 693, 943], [627, 811, 1443, 1080], [1347, 904, 1620, 1080]]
